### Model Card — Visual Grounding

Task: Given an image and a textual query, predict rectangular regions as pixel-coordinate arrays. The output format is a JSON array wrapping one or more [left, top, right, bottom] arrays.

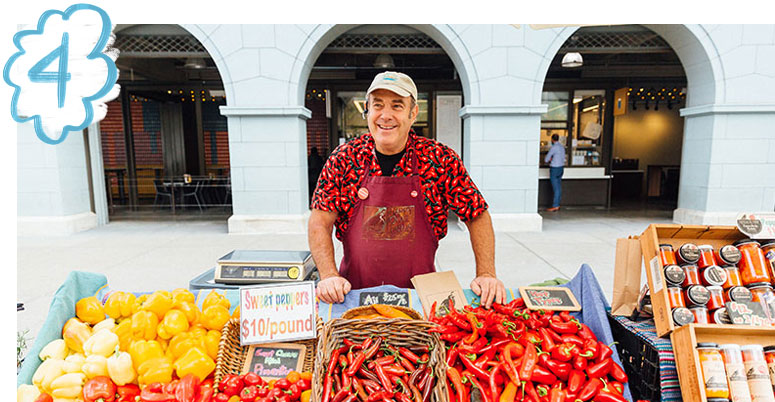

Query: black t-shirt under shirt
[[375, 149, 406, 176]]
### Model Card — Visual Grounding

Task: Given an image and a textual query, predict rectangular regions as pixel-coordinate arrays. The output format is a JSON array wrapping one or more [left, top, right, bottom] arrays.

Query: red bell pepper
[[287, 384, 302, 401], [586, 358, 612, 379], [243, 373, 263, 387], [596, 342, 613, 364], [561, 334, 583, 348], [222, 374, 243, 396], [578, 378, 603, 401], [83, 376, 116, 402], [572, 355, 588, 371], [176, 374, 201, 402], [549, 388, 565, 402], [34, 394, 53, 402], [140, 383, 175, 402], [544, 359, 571, 381], [530, 365, 558, 385], [551, 343, 576, 362], [567, 370, 585, 394], [213, 393, 229, 402], [240, 386, 259, 402], [194, 386, 213, 402], [609, 361, 628, 383], [117, 384, 141, 402]]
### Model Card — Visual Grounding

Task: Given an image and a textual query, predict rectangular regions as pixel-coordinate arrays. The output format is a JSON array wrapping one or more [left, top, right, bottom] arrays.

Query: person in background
[[544, 134, 565, 212]]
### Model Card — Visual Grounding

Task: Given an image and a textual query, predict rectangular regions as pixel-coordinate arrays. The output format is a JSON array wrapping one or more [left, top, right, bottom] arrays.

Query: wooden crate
[[671, 324, 775, 402], [639, 224, 747, 337]]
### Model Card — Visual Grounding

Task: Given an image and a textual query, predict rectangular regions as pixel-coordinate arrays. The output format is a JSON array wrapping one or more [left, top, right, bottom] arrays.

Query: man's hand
[[316, 276, 352, 304], [470, 274, 506, 309]]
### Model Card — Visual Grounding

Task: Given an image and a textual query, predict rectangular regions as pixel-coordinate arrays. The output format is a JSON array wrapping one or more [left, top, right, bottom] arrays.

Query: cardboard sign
[[736, 213, 775, 239], [241, 343, 306, 380], [411, 271, 466, 318], [239, 281, 316, 345], [725, 301, 772, 326], [519, 287, 581, 311], [359, 291, 409, 307]]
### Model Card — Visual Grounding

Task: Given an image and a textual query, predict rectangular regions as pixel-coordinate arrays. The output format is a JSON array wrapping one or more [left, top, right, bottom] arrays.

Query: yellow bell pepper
[[204, 330, 221, 360], [76, 296, 105, 325], [141, 291, 173, 320], [173, 347, 215, 380], [231, 305, 240, 319], [174, 300, 201, 325], [103, 291, 137, 320], [39, 339, 68, 361], [50, 373, 85, 399], [33, 358, 64, 393], [130, 310, 158, 340], [82, 354, 109, 379], [172, 288, 195, 304], [157, 309, 189, 340], [201, 305, 230, 331], [83, 329, 119, 357], [189, 325, 207, 338], [62, 318, 92, 353], [63, 353, 86, 373], [17, 384, 40, 402], [112, 319, 133, 351], [107, 347, 136, 385], [168, 332, 196, 360], [202, 290, 230, 311], [92, 318, 116, 333], [137, 356, 173, 385], [128, 339, 164, 371]]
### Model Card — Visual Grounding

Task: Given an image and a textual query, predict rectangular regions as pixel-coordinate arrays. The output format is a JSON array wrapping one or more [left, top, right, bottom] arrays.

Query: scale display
[[214, 250, 316, 284]]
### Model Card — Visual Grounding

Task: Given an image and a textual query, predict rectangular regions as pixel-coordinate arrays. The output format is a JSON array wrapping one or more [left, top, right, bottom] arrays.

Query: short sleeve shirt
[[311, 131, 489, 241]]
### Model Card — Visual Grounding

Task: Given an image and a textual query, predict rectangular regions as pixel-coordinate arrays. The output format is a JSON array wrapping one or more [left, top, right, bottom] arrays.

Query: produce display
[[698, 342, 775, 402], [215, 371, 312, 402], [428, 299, 629, 402]]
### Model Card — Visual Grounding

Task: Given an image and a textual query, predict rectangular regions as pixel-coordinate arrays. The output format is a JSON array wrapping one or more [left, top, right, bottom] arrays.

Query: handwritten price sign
[[4, 3, 120, 145], [239, 281, 317, 345]]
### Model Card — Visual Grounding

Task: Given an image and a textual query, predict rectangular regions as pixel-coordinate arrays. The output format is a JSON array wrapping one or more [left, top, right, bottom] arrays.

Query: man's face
[[367, 89, 418, 155]]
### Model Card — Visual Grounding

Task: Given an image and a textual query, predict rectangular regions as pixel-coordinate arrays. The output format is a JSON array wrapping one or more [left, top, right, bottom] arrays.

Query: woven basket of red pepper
[[312, 318, 448, 402], [215, 318, 323, 390], [430, 298, 630, 402]]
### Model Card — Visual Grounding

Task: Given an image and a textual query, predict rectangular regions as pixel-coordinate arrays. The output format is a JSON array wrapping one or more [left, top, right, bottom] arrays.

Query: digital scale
[[213, 250, 317, 284]]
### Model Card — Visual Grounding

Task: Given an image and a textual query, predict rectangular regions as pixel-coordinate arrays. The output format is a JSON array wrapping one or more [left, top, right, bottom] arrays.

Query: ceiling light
[[561, 52, 583, 68], [373, 54, 395, 69], [183, 57, 207, 69]]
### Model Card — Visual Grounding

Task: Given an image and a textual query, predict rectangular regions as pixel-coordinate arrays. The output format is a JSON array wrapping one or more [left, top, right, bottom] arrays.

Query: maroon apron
[[339, 147, 438, 289]]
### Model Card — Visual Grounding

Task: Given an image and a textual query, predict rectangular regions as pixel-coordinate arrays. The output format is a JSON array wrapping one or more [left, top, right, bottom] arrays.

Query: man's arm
[[465, 210, 506, 308], [544, 145, 555, 163], [308, 209, 351, 303]]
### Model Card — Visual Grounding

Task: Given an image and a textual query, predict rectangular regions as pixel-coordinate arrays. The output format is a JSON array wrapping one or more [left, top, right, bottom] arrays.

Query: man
[[544, 134, 566, 212], [308, 71, 506, 308]]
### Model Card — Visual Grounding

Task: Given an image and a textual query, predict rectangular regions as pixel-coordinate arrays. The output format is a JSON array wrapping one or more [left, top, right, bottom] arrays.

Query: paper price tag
[[649, 256, 664, 294], [239, 281, 316, 345]]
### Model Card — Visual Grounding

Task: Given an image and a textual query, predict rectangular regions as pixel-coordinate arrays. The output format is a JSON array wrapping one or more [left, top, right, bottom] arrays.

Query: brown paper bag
[[610, 237, 644, 316]]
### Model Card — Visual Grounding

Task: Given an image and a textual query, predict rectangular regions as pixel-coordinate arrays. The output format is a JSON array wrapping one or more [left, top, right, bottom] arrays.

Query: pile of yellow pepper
[[19, 288, 238, 402]]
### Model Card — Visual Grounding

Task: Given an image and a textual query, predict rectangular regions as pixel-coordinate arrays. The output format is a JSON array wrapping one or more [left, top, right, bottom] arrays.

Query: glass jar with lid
[[697, 343, 731, 399], [717, 244, 743, 266], [683, 264, 702, 287], [720, 344, 753, 402], [664, 265, 687, 287], [760, 240, 775, 286], [735, 240, 772, 285], [677, 242, 701, 265], [724, 265, 744, 289], [699, 245, 719, 269], [690, 306, 710, 324], [660, 243, 678, 266], [685, 284, 711, 307], [702, 265, 729, 287], [667, 286, 686, 309], [740, 345, 775, 402]]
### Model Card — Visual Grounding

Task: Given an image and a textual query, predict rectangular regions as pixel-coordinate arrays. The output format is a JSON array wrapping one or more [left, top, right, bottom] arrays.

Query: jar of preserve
[[699, 245, 719, 269], [740, 345, 775, 402], [685, 284, 711, 307], [702, 265, 730, 287], [698, 343, 731, 399], [664, 264, 687, 287], [726, 286, 754, 303], [748, 283, 775, 304], [672, 307, 695, 326], [667, 286, 686, 308], [760, 240, 775, 285], [718, 244, 743, 266], [720, 344, 753, 402], [683, 264, 702, 287], [763, 346, 775, 393], [735, 240, 773, 286], [690, 306, 710, 324], [677, 242, 701, 265], [707, 286, 726, 310], [724, 265, 744, 289], [711, 308, 733, 324], [660, 243, 678, 266]]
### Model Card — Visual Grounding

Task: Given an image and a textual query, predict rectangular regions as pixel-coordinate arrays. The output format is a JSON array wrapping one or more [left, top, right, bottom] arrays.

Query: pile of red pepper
[[321, 336, 436, 402], [216, 372, 312, 402], [429, 299, 628, 402], [61, 374, 213, 402]]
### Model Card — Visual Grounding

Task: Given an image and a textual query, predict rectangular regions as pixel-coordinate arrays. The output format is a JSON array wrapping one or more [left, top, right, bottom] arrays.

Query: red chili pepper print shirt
[[311, 131, 488, 241]]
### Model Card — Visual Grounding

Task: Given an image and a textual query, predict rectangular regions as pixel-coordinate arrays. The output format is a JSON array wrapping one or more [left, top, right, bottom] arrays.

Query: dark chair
[[153, 179, 172, 209], [181, 180, 204, 212]]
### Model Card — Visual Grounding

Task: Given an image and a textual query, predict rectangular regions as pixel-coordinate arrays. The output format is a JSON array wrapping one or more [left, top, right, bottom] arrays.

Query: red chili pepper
[[460, 352, 490, 381], [572, 355, 588, 371], [578, 324, 597, 342], [322, 375, 334, 402], [578, 378, 603, 401], [175, 374, 201, 402], [346, 351, 368, 377], [551, 343, 575, 362], [586, 358, 612, 379], [446, 347, 460, 366], [329, 348, 344, 375], [523, 380, 541, 402], [544, 359, 571, 381], [193, 386, 213, 402], [518, 342, 538, 381], [375, 362, 395, 394], [548, 320, 579, 335], [503, 343, 522, 383], [367, 391, 394, 402], [567, 370, 585, 394], [429, 301, 439, 323], [365, 338, 382, 360], [463, 372, 492, 402], [489, 363, 501, 399], [446, 367, 467, 402], [332, 389, 351, 402], [596, 342, 613, 364], [83, 376, 116, 402], [608, 381, 624, 395], [240, 385, 259, 402], [593, 388, 627, 402], [579, 339, 598, 359], [116, 384, 141, 402], [549, 388, 565, 402], [539, 328, 556, 353], [441, 331, 468, 343], [561, 334, 584, 348], [398, 347, 424, 365], [529, 365, 558, 385], [609, 361, 628, 383], [352, 378, 368, 402], [558, 311, 573, 322]]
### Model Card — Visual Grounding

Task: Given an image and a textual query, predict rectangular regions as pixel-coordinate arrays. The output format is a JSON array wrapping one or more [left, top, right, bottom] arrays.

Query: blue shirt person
[[543, 134, 565, 211]]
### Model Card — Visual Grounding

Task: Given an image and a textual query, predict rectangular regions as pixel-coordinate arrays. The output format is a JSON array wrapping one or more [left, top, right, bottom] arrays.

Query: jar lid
[[664, 265, 686, 285], [718, 343, 740, 350], [713, 309, 732, 325], [698, 244, 714, 250], [759, 240, 775, 247], [740, 344, 764, 352], [680, 263, 698, 269], [721, 265, 738, 270], [763, 345, 775, 352], [689, 306, 707, 311], [728, 286, 753, 302], [733, 239, 759, 247], [678, 244, 700, 263], [696, 342, 719, 348], [718, 245, 742, 264], [659, 243, 674, 248], [706, 285, 723, 292], [747, 282, 774, 289], [686, 285, 711, 305], [701, 266, 727, 286], [706, 399, 730, 402], [672, 307, 694, 326]]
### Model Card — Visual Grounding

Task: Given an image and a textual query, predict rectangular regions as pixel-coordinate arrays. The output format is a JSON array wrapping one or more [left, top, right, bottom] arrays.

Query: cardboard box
[[671, 323, 775, 402], [639, 224, 747, 337]]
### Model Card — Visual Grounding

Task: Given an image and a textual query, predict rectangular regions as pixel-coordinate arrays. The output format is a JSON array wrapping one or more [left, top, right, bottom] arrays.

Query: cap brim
[[367, 84, 412, 98]]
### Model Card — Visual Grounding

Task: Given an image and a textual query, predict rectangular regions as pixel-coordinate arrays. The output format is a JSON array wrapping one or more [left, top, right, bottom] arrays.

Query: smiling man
[[308, 71, 506, 308]]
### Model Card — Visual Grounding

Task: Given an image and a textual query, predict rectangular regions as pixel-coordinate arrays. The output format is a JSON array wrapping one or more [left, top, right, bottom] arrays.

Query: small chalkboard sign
[[241, 343, 306, 380], [359, 291, 409, 307], [519, 287, 581, 311], [725, 301, 772, 326]]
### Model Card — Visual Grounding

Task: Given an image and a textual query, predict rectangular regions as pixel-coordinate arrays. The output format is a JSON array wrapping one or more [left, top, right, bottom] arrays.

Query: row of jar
[[659, 240, 775, 287], [697, 342, 775, 402], [667, 283, 775, 326]]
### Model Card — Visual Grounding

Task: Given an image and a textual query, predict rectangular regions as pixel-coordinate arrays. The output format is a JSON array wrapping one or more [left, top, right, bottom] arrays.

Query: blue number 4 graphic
[[28, 32, 71, 108]]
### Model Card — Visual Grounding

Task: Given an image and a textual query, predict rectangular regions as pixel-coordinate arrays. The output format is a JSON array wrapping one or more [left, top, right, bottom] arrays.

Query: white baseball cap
[[366, 71, 418, 101]]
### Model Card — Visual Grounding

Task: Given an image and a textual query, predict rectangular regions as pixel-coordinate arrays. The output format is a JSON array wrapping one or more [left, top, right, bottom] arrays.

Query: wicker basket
[[312, 318, 448, 402], [341, 304, 422, 320], [214, 318, 321, 389]]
